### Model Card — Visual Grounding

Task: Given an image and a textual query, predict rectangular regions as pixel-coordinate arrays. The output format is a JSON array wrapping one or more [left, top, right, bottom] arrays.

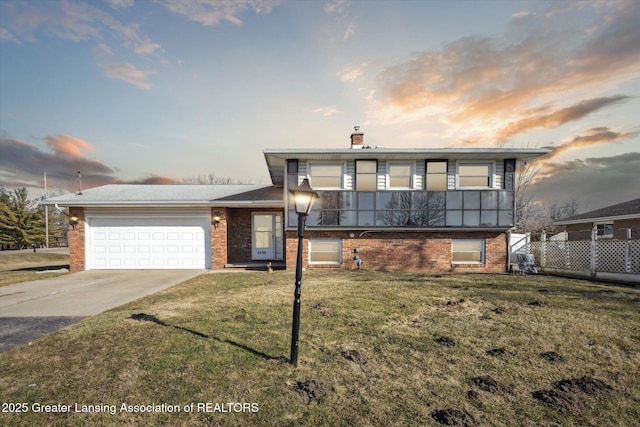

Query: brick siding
[[68, 207, 85, 272], [286, 229, 508, 272], [226, 208, 284, 264], [210, 207, 229, 269]]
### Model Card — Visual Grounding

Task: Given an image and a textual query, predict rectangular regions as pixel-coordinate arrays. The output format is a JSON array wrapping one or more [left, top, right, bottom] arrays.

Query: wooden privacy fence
[[529, 229, 640, 285]]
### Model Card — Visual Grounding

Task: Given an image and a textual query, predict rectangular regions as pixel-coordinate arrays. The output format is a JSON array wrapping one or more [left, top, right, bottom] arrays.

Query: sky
[[1, 0, 639, 213]]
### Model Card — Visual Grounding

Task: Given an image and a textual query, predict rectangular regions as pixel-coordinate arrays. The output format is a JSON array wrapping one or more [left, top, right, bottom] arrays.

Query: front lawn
[[1, 272, 638, 426], [0, 251, 69, 287]]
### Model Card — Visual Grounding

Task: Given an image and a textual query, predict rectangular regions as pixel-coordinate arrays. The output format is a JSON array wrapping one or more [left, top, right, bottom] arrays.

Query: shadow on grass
[[9, 264, 70, 272], [129, 313, 280, 361]]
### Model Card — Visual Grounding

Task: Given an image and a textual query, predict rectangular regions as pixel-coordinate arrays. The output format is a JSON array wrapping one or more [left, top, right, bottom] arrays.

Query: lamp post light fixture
[[69, 216, 79, 230], [289, 178, 319, 367]]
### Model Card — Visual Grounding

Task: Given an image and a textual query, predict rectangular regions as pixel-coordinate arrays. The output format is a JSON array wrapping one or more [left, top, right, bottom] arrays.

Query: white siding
[[415, 161, 425, 190], [345, 160, 355, 190], [494, 161, 503, 189], [447, 160, 456, 190], [298, 162, 307, 184], [378, 162, 387, 189]]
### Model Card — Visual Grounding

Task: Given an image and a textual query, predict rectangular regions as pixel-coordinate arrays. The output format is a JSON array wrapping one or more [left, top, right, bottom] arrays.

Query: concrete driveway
[[0, 270, 204, 352]]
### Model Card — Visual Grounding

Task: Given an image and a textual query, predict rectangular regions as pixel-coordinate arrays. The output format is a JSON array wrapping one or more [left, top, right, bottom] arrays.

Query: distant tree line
[[182, 173, 251, 185], [0, 187, 68, 250]]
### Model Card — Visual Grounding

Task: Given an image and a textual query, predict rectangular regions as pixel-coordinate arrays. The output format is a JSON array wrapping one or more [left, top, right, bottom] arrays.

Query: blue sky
[[1, 0, 639, 212]]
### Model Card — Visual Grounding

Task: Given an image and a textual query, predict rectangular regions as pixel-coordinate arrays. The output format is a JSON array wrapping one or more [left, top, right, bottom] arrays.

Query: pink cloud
[[102, 62, 153, 89], [158, 0, 279, 26], [374, 2, 640, 141], [42, 134, 94, 159]]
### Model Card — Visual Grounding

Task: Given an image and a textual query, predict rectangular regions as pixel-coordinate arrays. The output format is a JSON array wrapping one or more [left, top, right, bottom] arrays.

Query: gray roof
[[41, 184, 284, 208], [555, 197, 640, 225]]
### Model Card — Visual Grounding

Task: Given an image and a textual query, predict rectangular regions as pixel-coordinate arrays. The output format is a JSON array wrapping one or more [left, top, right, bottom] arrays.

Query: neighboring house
[[43, 130, 550, 272], [554, 197, 640, 241]]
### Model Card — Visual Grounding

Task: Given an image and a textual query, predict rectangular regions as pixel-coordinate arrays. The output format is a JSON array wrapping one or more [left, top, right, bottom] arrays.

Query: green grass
[[0, 252, 70, 287], [1, 271, 639, 426]]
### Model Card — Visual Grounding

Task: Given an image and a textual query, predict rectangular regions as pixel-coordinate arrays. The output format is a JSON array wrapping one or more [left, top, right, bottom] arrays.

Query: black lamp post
[[289, 178, 319, 367]]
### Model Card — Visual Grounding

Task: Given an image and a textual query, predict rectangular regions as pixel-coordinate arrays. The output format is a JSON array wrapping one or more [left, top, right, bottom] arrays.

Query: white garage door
[[86, 212, 211, 270]]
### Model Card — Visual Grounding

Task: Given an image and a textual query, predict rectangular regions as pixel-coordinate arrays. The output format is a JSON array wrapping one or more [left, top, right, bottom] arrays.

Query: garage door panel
[[88, 214, 210, 270]]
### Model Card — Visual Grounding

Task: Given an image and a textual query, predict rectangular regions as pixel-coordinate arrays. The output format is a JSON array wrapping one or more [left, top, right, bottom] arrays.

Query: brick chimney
[[350, 126, 364, 149]]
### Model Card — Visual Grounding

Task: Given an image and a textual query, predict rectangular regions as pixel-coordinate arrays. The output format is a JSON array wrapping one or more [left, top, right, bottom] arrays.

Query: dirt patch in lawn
[[471, 375, 511, 394], [290, 379, 333, 404], [431, 408, 478, 426], [342, 349, 367, 365], [528, 300, 548, 307], [555, 376, 615, 395], [533, 376, 615, 413], [312, 302, 334, 317], [540, 351, 565, 363], [532, 389, 579, 413], [486, 347, 512, 358], [436, 336, 456, 346]]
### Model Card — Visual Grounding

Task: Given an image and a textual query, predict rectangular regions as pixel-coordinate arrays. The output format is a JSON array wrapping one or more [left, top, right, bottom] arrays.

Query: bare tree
[[514, 160, 544, 233], [182, 173, 251, 185]]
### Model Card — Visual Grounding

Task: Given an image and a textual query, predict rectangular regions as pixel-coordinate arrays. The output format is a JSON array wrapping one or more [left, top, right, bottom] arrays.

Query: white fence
[[530, 230, 640, 284]]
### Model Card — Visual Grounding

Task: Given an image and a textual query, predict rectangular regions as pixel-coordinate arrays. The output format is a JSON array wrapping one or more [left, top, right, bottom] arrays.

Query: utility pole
[[44, 172, 49, 248]]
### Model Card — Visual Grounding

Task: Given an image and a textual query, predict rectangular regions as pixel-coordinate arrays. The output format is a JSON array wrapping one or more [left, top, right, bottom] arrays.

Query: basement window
[[309, 240, 342, 264], [451, 239, 485, 264]]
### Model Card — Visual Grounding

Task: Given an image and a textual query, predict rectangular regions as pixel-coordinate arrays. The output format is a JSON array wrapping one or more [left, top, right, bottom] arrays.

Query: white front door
[[252, 213, 283, 260]]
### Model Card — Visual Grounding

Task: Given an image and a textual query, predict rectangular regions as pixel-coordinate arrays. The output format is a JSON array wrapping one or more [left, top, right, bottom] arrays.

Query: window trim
[[386, 161, 415, 190], [308, 239, 342, 265], [307, 162, 346, 190], [456, 161, 495, 190], [451, 239, 485, 264]]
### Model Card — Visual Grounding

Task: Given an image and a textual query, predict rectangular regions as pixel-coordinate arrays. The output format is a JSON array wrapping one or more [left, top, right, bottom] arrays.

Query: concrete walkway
[[0, 270, 204, 353]]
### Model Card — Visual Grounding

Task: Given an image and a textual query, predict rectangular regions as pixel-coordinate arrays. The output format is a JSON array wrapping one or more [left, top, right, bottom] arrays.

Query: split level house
[[42, 130, 550, 272]]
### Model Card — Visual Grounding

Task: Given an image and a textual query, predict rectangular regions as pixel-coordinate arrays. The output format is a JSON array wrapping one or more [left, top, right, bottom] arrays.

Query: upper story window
[[308, 163, 344, 189], [356, 160, 377, 191], [457, 162, 493, 189], [426, 160, 448, 191], [387, 162, 414, 189]]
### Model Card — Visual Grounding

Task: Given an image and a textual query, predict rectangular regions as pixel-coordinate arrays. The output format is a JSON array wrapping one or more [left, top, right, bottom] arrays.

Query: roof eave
[[555, 213, 640, 225], [41, 200, 284, 208], [264, 148, 552, 185]]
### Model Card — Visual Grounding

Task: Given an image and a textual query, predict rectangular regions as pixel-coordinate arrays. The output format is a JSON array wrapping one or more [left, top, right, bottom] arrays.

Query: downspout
[[506, 230, 512, 273]]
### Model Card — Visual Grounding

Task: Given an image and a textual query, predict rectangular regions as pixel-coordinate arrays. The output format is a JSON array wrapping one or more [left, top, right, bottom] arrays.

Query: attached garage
[[42, 184, 285, 271], [85, 210, 211, 270]]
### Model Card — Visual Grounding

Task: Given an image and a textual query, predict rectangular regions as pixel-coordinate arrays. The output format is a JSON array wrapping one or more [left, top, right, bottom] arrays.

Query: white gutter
[[555, 213, 640, 225]]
